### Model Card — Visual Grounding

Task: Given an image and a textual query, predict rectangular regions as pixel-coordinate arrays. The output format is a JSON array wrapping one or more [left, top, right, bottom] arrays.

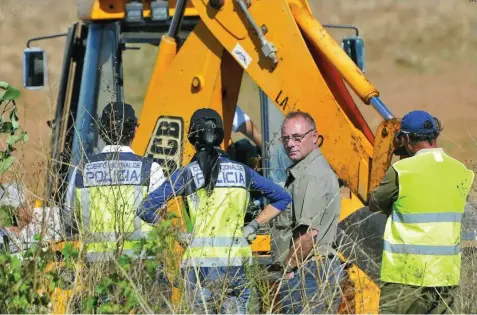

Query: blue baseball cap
[[400, 110, 438, 134]]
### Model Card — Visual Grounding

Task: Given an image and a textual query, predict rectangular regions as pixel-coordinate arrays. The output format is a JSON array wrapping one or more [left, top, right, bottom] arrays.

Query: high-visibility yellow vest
[[74, 152, 154, 262], [180, 159, 252, 268], [381, 148, 474, 286]]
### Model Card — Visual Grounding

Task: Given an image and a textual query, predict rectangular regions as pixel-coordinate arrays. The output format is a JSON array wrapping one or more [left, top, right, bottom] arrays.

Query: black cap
[[189, 108, 223, 130], [188, 108, 224, 147]]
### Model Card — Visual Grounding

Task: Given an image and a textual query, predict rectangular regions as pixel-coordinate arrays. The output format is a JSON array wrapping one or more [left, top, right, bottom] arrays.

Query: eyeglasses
[[280, 129, 316, 144]]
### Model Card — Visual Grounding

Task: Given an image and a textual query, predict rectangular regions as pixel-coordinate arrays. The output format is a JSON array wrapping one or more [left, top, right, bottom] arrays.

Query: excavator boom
[[22, 1, 403, 313]]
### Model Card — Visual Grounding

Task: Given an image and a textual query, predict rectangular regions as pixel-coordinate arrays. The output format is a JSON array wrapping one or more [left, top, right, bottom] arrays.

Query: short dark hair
[[99, 102, 138, 146], [281, 111, 316, 131]]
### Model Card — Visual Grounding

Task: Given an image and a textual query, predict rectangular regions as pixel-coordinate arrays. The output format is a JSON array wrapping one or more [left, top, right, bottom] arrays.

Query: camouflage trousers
[[379, 282, 457, 314]]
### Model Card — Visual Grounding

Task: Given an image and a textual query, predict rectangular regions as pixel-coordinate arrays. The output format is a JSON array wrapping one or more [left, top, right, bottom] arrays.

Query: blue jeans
[[279, 257, 345, 314], [183, 266, 252, 314]]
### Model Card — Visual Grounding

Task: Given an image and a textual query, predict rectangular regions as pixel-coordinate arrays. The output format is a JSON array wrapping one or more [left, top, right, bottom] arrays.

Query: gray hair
[[281, 111, 316, 132]]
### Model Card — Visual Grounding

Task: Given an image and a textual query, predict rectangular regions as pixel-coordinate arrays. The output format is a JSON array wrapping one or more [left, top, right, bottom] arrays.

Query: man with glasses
[[370, 110, 474, 314], [269, 111, 344, 314]]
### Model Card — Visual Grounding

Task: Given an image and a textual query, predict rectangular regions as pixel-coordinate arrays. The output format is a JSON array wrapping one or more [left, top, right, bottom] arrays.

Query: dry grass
[[1, 0, 477, 313], [1, 0, 477, 191]]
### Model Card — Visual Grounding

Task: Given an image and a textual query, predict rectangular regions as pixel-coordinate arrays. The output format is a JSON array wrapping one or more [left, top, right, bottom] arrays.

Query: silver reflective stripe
[[392, 212, 463, 224], [80, 189, 91, 229], [181, 256, 253, 267], [85, 250, 152, 262], [189, 237, 249, 248], [133, 186, 145, 230], [84, 231, 149, 243], [384, 241, 461, 256]]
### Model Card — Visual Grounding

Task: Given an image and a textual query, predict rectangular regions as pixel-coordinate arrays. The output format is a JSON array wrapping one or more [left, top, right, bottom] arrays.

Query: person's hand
[[284, 271, 295, 280], [242, 219, 260, 242]]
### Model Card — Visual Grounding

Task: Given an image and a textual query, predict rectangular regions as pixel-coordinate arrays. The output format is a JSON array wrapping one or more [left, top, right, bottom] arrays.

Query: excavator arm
[[127, 1, 400, 313], [132, 0, 399, 208]]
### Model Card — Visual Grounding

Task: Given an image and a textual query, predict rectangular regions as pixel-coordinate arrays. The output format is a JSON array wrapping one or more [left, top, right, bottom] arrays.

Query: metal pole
[[370, 96, 394, 120], [236, 0, 278, 64], [70, 24, 102, 168], [27, 33, 68, 48], [167, 0, 188, 38]]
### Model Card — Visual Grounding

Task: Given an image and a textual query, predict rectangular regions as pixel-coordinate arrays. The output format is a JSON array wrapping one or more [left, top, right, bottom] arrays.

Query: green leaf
[[10, 257, 20, 270], [118, 255, 131, 268], [7, 134, 22, 146], [71, 248, 79, 259], [0, 156, 14, 174], [0, 122, 12, 133], [0, 254, 7, 265], [61, 242, 73, 257], [160, 219, 172, 229], [98, 304, 113, 314], [12, 271, 21, 282], [96, 277, 113, 294], [22, 132, 28, 142], [9, 109, 19, 130], [0, 82, 20, 102]]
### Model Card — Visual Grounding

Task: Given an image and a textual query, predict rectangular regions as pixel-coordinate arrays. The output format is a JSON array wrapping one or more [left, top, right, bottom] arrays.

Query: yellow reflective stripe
[[388, 221, 461, 247], [133, 186, 146, 230], [189, 237, 249, 248], [383, 240, 461, 256], [85, 250, 155, 262], [184, 245, 252, 267], [86, 250, 134, 262], [181, 256, 253, 267], [392, 212, 463, 223], [78, 189, 91, 229], [84, 231, 149, 242], [86, 240, 144, 252]]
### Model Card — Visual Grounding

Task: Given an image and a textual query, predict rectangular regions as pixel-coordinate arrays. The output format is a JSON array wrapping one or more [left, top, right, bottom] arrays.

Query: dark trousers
[[379, 282, 457, 314], [279, 256, 345, 314], [183, 266, 252, 314]]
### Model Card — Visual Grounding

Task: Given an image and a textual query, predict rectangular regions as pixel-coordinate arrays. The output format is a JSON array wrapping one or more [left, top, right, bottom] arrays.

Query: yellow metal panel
[[340, 188, 365, 222], [370, 119, 401, 192], [190, 1, 387, 313], [191, 0, 374, 205], [358, 158, 370, 201], [347, 264, 380, 314], [197, 0, 248, 39], [249, 234, 271, 252], [218, 51, 244, 151], [131, 21, 224, 165], [168, 0, 198, 16]]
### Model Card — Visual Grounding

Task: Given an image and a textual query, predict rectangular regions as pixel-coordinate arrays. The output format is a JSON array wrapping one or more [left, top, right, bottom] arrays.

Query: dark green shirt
[[369, 167, 399, 216]]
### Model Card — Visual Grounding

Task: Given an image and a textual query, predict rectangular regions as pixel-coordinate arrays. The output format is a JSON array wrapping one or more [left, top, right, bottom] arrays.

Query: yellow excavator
[[22, 0, 403, 313]]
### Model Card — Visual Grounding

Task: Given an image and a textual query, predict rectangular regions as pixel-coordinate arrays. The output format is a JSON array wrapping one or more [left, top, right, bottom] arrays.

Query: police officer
[[137, 108, 291, 313], [370, 110, 474, 313], [69, 102, 165, 261]]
